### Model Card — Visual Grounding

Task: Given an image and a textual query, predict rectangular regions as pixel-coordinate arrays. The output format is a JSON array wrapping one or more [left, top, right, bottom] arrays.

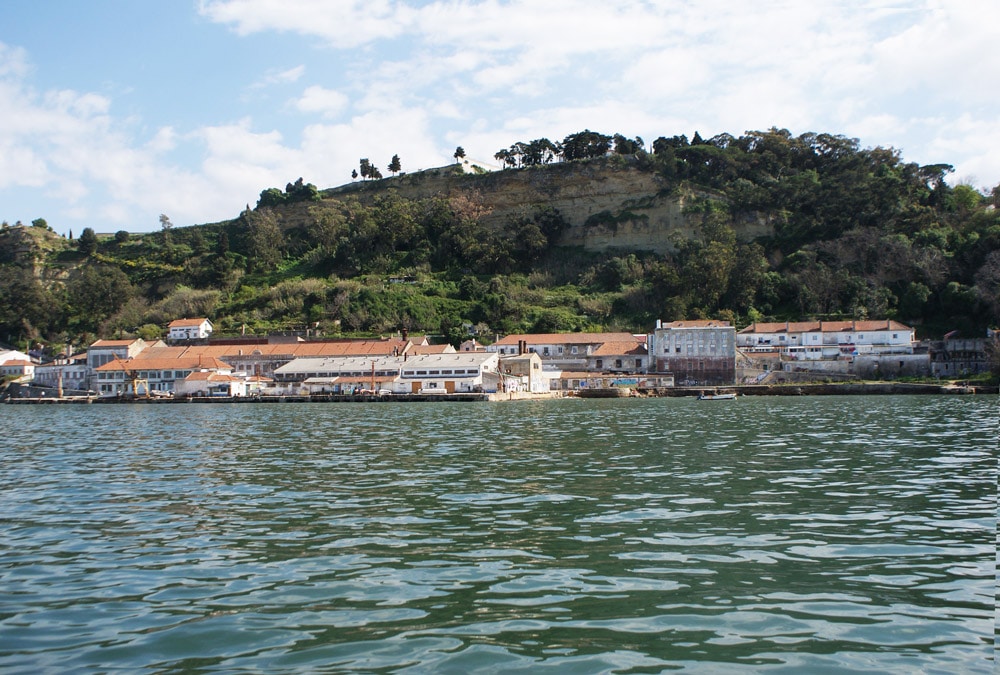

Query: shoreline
[[4, 381, 996, 404]]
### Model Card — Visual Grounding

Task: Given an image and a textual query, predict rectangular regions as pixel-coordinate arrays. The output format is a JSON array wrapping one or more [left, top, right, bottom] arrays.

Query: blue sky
[[2, 0, 997, 235]]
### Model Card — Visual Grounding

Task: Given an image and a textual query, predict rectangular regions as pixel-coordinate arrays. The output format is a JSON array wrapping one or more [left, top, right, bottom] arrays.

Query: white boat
[[698, 392, 737, 400]]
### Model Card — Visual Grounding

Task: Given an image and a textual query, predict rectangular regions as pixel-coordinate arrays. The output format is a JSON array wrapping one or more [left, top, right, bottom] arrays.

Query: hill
[[1, 127, 998, 356]]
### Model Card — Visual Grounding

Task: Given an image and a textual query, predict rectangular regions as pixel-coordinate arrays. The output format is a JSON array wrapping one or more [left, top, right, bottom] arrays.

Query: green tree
[[388, 154, 402, 176], [65, 264, 134, 333], [243, 210, 284, 273], [454, 146, 466, 162], [77, 227, 98, 256], [561, 130, 612, 161], [31, 218, 48, 230]]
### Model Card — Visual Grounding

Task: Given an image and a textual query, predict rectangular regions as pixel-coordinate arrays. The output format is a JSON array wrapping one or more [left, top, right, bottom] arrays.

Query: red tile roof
[[493, 332, 641, 346], [590, 341, 648, 356], [739, 320, 912, 334], [659, 320, 731, 328], [168, 318, 211, 328]]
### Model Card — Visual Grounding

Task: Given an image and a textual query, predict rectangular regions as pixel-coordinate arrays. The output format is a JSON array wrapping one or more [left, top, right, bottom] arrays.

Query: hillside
[[1, 128, 998, 356], [323, 156, 774, 253]]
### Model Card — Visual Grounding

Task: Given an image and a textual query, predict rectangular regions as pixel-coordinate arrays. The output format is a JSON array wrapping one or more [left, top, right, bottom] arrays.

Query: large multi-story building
[[647, 320, 736, 385]]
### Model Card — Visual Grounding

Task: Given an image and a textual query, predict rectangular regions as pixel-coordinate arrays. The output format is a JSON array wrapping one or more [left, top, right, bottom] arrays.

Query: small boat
[[698, 392, 737, 400]]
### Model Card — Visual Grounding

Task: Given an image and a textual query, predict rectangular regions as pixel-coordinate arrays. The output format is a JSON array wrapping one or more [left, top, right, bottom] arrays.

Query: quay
[[5, 391, 566, 404], [5, 382, 997, 404]]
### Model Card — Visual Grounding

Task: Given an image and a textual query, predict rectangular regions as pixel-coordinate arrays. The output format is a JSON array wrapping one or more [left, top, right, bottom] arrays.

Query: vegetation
[[1, 127, 997, 357]]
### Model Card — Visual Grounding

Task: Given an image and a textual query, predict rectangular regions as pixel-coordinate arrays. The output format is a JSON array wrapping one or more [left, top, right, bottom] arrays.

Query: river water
[[1, 396, 995, 673]]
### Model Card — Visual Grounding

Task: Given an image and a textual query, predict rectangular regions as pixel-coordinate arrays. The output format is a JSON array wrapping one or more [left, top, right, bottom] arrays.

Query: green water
[[1, 396, 995, 673]]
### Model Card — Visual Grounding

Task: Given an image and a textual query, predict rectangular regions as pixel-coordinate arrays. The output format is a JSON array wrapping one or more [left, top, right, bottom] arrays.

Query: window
[[596, 359, 603, 369], [543, 347, 550, 356], [571, 346, 578, 355], [615, 359, 622, 368], [675, 347, 681, 353], [635, 359, 642, 368]]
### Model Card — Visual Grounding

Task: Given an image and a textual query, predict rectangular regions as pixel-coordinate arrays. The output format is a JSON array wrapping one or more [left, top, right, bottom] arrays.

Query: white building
[[738, 320, 915, 360], [486, 332, 644, 371], [398, 352, 500, 393], [85, 338, 154, 390], [33, 354, 90, 392], [0, 358, 34, 382], [273, 355, 406, 394], [93, 355, 234, 397], [167, 318, 214, 341]]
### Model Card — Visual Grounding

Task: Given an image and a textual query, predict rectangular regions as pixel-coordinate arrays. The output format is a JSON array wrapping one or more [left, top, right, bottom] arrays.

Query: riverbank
[[4, 390, 567, 404], [642, 382, 998, 398]]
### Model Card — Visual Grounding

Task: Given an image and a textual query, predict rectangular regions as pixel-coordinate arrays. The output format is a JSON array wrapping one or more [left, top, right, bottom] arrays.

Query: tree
[[359, 158, 372, 180], [114, 230, 130, 244], [257, 187, 286, 208], [65, 264, 134, 332], [454, 146, 466, 162], [77, 227, 98, 256], [243, 210, 284, 273], [352, 169, 358, 180], [388, 154, 401, 176], [560, 130, 612, 161], [160, 213, 173, 246], [613, 134, 643, 155], [31, 218, 48, 230]]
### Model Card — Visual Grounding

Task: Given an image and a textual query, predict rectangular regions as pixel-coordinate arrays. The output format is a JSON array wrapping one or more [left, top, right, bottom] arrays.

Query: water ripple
[[0, 396, 994, 673]]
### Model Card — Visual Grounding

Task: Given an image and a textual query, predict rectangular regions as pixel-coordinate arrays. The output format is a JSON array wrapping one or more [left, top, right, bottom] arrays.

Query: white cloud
[[251, 64, 306, 88], [3, 1, 999, 234], [198, 0, 416, 48], [294, 85, 349, 118]]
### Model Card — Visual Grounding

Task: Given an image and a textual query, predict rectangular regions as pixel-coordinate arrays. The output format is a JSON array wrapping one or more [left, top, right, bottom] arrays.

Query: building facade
[[648, 320, 736, 385]]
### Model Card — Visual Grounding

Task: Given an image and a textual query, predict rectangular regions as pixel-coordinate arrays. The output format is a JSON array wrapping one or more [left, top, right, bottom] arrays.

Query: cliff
[[321, 157, 774, 253]]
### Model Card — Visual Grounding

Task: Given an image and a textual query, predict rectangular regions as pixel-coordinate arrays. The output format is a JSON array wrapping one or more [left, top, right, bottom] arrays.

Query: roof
[[95, 356, 234, 372], [590, 341, 648, 357], [275, 355, 406, 374], [406, 344, 457, 355], [401, 352, 499, 371], [493, 332, 641, 346], [90, 339, 143, 348], [132, 338, 410, 362], [739, 320, 912, 334], [304, 375, 397, 385], [1, 359, 33, 367], [184, 371, 239, 383], [658, 320, 732, 329], [168, 318, 212, 328]]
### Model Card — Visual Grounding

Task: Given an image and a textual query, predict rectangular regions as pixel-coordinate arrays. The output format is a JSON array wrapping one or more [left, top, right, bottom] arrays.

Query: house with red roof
[[94, 354, 235, 397], [167, 318, 213, 341], [485, 332, 645, 371]]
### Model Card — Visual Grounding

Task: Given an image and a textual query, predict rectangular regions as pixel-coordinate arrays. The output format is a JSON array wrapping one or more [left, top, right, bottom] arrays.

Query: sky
[[1, 0, 998, 235]]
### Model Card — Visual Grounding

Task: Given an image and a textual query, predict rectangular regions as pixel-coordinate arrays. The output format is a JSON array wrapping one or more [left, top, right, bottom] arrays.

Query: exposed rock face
[[325, 157, 774, 253], [0, 226, 71, 278]]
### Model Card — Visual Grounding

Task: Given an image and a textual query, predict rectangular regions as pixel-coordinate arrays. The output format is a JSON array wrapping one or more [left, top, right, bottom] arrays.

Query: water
[[1, 396, 995, 673]]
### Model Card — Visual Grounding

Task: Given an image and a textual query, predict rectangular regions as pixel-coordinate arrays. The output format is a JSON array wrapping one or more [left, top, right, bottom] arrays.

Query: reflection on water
[[1, 396, 994, 673]]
